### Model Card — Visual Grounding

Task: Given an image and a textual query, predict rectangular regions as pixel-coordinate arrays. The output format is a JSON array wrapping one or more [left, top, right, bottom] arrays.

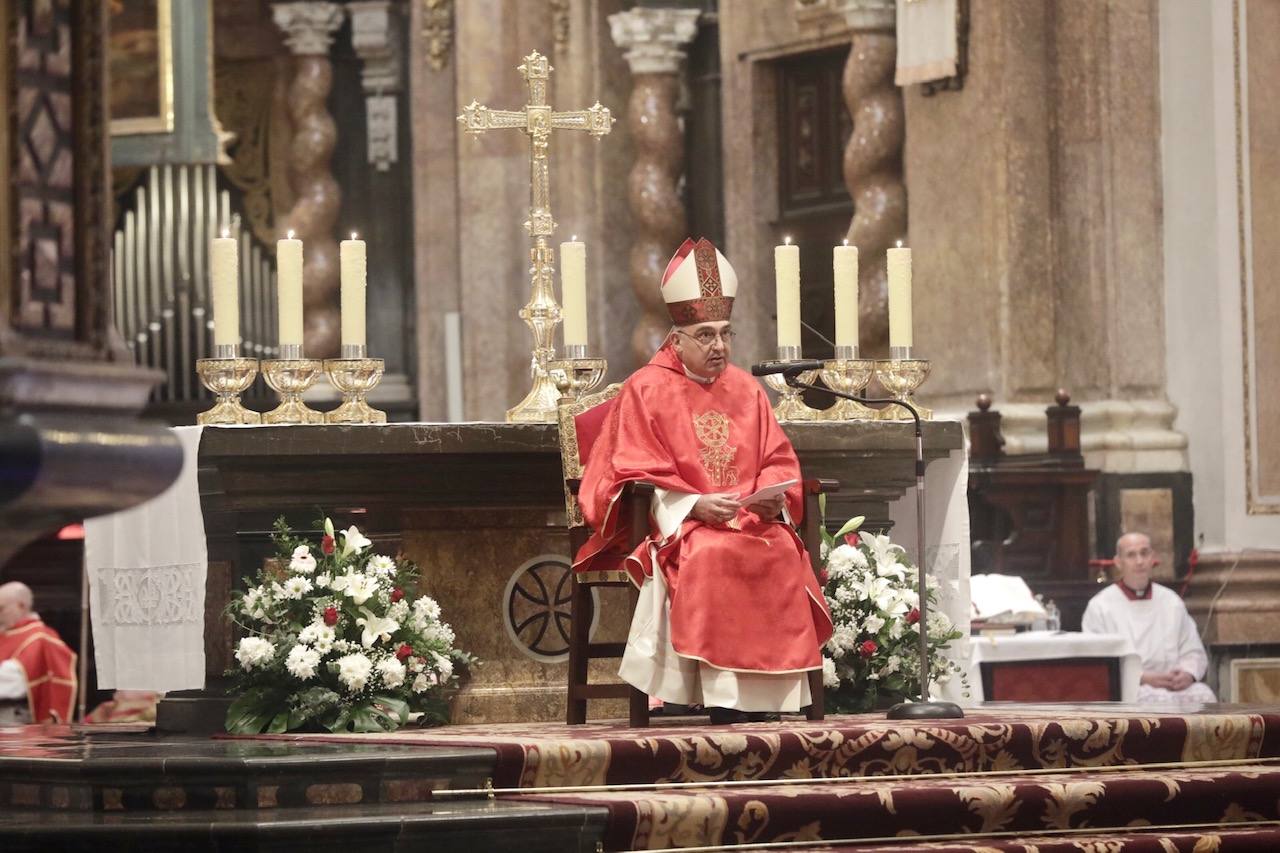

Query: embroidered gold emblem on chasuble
[[693, 410, 739, 487]]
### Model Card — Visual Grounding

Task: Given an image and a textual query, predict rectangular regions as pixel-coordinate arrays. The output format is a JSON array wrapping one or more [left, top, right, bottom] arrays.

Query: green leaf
[[224, 687, 283, 734], [267, 710, 291, 734]]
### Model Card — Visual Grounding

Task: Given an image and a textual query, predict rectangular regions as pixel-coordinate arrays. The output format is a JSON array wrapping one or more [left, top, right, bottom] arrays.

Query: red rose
[[858, 640, 878, 659], [843, 533, 859, 547], [390, 587, 404, 603], [323, 606, 339, 626], [396, 643, 413, 662], [321, 534, 336, 555], [817, 568, 829, 585], [907, 607, 920, 625]]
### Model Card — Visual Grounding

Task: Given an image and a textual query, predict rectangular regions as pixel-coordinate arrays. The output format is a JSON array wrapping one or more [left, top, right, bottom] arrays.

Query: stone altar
[[196, 419, 963, 723]]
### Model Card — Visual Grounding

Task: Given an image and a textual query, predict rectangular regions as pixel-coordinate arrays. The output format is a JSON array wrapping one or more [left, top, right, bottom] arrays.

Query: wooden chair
[[557, 385, 836, 726]]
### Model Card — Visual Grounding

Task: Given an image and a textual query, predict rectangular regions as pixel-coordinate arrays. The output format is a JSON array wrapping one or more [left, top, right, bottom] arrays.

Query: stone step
[[0, 798, 607, 853], [0, 729, 493, 812]]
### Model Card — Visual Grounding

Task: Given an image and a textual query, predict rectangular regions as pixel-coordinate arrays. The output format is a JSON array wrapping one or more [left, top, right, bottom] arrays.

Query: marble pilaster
[[609, 8, 700, 366], [272, 2, 345, 359]]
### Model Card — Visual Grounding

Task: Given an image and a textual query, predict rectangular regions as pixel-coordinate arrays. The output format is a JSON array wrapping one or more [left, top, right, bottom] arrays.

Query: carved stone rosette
[[842, 34, 905, 354], [609, 8, 700, 367], [273, 2, 345, 359]]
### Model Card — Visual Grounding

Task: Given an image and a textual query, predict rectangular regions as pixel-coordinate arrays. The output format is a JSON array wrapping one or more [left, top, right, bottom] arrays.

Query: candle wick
[[784, 236, 792, 246], [287, 230, 295, 240], [896, 240, 903, 248], [842, 238, 849, 246]]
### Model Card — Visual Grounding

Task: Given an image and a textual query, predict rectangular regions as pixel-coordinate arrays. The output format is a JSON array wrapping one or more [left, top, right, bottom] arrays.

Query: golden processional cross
[[457, 50, 614, 423]]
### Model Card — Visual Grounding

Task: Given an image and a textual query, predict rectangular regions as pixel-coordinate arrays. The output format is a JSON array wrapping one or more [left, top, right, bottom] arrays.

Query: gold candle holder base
[[549, 357, 607, 403], [875, 358, 932, 420], [819, 358, 878, 420], [196, 358, 262, 425], [323, 358, 387, 424], [763, 369, 822, 421], [262, 359, 325, 425]]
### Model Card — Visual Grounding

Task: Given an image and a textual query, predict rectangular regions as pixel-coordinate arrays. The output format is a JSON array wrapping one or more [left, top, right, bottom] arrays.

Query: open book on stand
[[970, 574, 1048, 632]]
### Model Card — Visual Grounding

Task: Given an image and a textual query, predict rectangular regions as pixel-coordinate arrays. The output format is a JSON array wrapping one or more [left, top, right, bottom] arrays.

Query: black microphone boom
[[751, 359, 826, 377]]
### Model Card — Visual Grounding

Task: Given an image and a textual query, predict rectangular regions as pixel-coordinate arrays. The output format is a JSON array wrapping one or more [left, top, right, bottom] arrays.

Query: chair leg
[[565, 577, 592, 725], [806, 668, 825, 721], [626, 584, 649, 727]]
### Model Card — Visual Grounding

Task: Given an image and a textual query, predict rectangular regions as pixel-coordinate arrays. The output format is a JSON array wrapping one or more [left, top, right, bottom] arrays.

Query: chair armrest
[[623, 482, 656, 549], [805, 478, 840, 496], [567, 477, 582, 497]]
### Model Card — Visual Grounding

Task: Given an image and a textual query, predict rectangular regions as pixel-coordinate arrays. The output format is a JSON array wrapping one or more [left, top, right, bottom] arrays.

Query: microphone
[[751, 359, 826, 377]]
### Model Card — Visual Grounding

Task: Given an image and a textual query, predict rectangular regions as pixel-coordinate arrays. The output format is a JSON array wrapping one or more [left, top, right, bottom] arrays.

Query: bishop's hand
[[747, 493, 787, 520], [692, 493, 742, 525]]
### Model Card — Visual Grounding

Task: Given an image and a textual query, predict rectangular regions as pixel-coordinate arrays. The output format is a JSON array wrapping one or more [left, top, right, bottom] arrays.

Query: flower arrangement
[[819, 515, 967, 712], [225, 517, 473, 734]]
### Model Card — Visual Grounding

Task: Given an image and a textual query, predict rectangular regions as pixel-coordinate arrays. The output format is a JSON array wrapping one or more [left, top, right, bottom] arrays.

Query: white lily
[[341, 525, 372, 557], [356, 606, 399, 648], [331, 570, 379, 606], [859, 531, 907, 573]]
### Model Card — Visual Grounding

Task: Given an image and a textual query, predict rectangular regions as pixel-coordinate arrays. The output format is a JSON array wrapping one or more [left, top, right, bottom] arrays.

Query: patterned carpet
[[239, 706, 1280, 850], [245, 707, 1280, 789]]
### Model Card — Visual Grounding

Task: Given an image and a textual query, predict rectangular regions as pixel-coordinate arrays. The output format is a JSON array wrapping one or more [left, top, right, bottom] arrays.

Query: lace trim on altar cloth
[[94, 563, 204, 627]]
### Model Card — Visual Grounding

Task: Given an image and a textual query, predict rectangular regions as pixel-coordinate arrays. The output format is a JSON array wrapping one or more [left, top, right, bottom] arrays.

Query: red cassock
[[574, 345, 833, 675], [0, 616, 77, 723]]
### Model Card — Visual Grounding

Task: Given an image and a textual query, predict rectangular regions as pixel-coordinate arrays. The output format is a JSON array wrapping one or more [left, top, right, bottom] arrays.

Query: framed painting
[[108, 0, 174, 135]]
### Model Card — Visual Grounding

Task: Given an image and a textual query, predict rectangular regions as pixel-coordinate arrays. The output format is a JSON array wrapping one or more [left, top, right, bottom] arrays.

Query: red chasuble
[[0, 616, 77, 723], [574, 345, 833, 674]]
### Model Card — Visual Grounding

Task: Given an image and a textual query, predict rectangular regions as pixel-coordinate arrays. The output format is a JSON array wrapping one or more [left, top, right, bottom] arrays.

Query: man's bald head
[[0, 582, 32, 630], [1114, 532, 1155, 591]]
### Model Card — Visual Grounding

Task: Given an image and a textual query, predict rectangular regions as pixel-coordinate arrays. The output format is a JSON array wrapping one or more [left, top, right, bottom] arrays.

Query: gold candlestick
[[762, 346, 821, 422], [457, 51, 614, 423], [875, 353, 932, 420], [820, 355, 878, 420], [323, 349, 386, 424], [262, 357, 325, 424], [549, 353, 607, 403], [196, 356, 261, 425]]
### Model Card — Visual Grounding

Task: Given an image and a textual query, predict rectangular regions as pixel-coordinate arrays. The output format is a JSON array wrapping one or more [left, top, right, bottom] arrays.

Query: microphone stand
[[782, 372, 963, 720]]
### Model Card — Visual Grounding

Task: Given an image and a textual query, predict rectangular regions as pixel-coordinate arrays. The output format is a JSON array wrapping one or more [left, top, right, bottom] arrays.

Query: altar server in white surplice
[[1082, 532, 1216, 705]]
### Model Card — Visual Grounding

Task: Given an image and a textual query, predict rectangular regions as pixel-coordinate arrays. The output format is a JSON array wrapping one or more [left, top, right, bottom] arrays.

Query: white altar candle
[[774, 238, 801, 349], [887, 242, 913, 349], [211, 230, 239, 349], [560, 238, 587, 349], [340, 233, 367, 349], [277, 230, 304, 350], [834, 241, 859, 349]]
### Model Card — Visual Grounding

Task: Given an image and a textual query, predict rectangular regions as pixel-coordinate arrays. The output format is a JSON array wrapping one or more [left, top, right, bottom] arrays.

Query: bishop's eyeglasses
[[675, 328, 737, 347]]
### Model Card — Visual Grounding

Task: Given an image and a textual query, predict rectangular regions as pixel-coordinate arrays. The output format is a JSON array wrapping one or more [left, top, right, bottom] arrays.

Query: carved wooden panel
[[5, 0, 112, 358], [777, 48, 852, 216]]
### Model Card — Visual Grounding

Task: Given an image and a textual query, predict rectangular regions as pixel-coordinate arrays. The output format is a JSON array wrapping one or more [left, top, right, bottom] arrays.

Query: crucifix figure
[[458, 51, 614, 423]]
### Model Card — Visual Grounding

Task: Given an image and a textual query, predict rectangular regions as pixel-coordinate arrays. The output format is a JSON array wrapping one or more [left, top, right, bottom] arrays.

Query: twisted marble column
[[842, 34, 905, 355], [610, 8, 700, 367], [273, 2, 345, 358]]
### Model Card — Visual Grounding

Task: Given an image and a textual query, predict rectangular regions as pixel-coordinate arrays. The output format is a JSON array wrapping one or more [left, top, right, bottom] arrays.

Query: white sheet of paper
[[737, 479, 798, 505]]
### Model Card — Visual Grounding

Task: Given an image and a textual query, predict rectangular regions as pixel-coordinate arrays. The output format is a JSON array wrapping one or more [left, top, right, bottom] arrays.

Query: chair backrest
[[556, 383, 622, 531]]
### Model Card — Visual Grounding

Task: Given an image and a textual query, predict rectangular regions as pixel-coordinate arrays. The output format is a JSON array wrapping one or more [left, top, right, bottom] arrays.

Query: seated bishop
[[574, 238, 833, 717], [1082, 532, 1217, 705]]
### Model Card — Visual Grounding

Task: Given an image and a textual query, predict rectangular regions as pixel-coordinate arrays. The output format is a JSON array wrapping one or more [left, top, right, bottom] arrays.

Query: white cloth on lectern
[[895, 0, 958, 86], [84, 425, 206, 692]]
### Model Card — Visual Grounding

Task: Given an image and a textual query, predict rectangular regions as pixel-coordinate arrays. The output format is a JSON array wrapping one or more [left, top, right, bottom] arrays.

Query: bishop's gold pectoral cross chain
[[457, 51, 613, 423]]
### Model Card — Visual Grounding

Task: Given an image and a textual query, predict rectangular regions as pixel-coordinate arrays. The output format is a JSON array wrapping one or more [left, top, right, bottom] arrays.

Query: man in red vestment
[[575, 238, 832, 719], [0, 582, 77, 724]]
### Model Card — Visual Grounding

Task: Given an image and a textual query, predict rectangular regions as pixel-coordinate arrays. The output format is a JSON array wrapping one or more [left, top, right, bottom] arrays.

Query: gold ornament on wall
[[421, 0, 453, 72]]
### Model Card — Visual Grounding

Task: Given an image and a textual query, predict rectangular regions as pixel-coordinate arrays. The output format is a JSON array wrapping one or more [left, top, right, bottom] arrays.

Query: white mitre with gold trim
[[661, 238, 738, 325]]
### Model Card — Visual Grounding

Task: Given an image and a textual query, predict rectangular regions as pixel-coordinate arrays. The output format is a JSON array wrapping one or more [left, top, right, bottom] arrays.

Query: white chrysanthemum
[[825, 544, 859, 579], [411, 672, 436, 693], [889, 619, 905, 640], [335, 653, 373, 691], [235, 637, 276, 671], [821, 656, 839, 688], [826, 625, 858, 655], [299, 622, 335, 649], [280, 576, 313, 600], [290, 546, 317, 574], [388, 600, 410, 622], [314, 573, 332, 589], [864, 614, 885, 634], [927, 610, 953, 639], [848, 548, 869, 570], [332, 639, 354, 654], [376, 656, 406, 689], [412, 596, 442, 621], [367, 555, 397, 577], [431, 652, 454, 680], [285, 644, 321, 680], [883, 654, 901, 675], [833, 584, 856, 604]]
